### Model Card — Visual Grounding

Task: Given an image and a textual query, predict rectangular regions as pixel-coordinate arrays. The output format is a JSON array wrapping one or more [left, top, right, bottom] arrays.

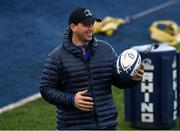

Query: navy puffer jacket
[[40, 29, 138, 130]]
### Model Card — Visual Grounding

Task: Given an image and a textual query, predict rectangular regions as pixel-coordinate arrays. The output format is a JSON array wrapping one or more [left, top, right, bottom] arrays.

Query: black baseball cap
[[69, 8, 101, 25]]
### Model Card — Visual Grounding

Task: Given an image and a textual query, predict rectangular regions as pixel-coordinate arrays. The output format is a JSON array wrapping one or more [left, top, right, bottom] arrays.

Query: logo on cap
[[84, 9, 92, 17]]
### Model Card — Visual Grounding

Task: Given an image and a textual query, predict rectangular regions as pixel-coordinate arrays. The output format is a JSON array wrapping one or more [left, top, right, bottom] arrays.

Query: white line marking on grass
[[0, 93, 41, 114]]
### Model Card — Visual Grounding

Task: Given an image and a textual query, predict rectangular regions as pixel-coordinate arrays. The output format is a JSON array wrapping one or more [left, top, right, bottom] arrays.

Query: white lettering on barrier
[[141, 113, 154, 123], [144, 93, 150, 102], [172, 56, 177, 120], [141, 58, 154, 123], [141, 103, 153, 112], [140, 56, 178, 122]]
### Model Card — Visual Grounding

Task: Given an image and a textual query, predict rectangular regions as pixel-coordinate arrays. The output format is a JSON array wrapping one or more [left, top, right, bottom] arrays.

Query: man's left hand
[[130, 63, 144, 81]]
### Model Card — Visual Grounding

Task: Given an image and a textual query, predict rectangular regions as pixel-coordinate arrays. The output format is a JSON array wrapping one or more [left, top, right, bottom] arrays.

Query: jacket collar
[[62, 28, 97, 59]]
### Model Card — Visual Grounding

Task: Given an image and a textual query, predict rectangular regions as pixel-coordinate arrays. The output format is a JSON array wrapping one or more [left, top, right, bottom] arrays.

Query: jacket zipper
[[86, 61, 99, 129], [82, 47, 86, 55]]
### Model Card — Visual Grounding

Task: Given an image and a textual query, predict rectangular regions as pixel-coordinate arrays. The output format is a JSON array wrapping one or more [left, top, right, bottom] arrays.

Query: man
[[40, 7, 144, 130]]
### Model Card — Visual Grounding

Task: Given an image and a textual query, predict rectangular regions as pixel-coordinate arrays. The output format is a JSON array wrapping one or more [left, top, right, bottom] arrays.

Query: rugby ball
[[116, 48, 141, 77]]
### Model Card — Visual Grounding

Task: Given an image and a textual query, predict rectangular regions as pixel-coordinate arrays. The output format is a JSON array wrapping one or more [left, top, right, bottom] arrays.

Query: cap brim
[[82, 17, 101, 24], [95, 18, 101, 22]]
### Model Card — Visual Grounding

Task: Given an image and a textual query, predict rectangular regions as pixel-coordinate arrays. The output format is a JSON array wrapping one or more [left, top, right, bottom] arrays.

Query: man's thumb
[[79, 90, 88, 95]]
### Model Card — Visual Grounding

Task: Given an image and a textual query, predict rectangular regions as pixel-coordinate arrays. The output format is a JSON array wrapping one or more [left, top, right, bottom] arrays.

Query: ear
[[69, 23, 77, 32]]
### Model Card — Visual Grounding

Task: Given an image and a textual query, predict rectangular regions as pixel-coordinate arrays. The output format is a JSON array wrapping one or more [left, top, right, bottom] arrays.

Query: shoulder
[[96, 39, 117, 55], [96, 39, 111, 47], [48, 44, 64, 61]]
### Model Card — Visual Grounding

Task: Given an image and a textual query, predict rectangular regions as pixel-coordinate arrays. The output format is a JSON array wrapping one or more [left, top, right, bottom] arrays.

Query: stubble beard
[[80, 33, 92, 43]]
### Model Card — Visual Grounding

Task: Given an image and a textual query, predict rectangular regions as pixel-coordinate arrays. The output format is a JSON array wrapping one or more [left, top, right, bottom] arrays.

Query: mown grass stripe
[[0, 93, 41, 114]]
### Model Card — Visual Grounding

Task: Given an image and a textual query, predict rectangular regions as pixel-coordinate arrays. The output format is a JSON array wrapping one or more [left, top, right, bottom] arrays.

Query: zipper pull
[[82, 47, 86, 55]]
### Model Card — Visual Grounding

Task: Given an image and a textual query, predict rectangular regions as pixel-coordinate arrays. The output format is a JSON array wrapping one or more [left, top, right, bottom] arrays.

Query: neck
[[72, 34, 88, 46]]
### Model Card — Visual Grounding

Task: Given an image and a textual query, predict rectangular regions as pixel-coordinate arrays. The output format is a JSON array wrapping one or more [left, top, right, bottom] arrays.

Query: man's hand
[[131, 63, 144, 81], [74, 90, 94, 111]]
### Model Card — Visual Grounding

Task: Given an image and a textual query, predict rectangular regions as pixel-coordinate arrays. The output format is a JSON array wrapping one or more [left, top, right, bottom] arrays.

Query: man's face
[[71, 22, 94, 43]]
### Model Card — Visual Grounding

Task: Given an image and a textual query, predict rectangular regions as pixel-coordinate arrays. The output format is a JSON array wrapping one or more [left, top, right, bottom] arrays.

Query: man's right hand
[[74, 90, 94, 111]]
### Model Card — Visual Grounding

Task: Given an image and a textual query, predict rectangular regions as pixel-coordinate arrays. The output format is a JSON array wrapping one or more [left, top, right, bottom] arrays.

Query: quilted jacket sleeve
[[111, 48, 139, 89], [40, 57, 75, 107]]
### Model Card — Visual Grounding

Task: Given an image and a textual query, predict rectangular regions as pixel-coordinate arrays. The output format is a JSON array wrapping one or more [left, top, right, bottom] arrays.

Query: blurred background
[[0, 0, 179, 129]]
